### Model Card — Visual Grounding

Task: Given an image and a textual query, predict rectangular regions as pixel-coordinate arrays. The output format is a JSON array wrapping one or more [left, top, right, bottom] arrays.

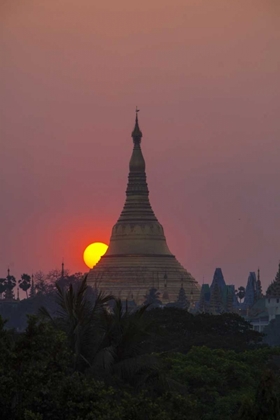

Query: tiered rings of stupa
[[87, 113, 200, 304]]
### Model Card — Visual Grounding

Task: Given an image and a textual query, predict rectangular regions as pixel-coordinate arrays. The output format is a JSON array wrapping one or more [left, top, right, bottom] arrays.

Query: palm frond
[[38, 306, 56, 326], [92, 345, 116, 372]]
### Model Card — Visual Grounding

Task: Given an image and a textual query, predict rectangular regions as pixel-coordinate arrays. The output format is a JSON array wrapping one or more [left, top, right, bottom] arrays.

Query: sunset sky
[[1, 0, 280, 290]]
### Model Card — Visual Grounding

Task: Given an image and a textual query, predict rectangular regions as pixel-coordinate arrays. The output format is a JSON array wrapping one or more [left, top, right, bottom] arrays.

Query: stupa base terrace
[[87, 253, 199, 304]]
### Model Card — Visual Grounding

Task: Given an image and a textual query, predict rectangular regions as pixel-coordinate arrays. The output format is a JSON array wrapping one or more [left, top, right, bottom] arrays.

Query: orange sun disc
[[83, 242, 108, 269]]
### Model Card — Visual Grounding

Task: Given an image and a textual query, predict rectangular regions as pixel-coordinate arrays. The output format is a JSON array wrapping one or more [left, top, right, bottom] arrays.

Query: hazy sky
[[1, 0, 280, 290]]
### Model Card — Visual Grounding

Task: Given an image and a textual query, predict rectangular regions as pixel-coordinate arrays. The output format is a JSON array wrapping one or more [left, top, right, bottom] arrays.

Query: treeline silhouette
[[1, 277, 280, 419]]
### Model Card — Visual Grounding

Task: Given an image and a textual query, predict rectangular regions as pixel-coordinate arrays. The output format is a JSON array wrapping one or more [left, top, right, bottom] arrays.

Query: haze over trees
[[0, 270, 85, 330]]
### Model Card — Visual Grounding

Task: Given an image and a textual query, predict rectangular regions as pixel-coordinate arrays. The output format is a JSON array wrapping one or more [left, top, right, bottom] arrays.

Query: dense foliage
[[1, 280, 280, 419], [143, 308, 263, 353], [161, 347, 280, 420]]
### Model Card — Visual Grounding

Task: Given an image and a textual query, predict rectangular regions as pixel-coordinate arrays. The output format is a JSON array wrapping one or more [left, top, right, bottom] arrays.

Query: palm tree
[[143, 287, 162, 308], [40, 281, 177, 392], [98, 299, 152, 359], [19, 273, 31, 298], [39, 275, 112, 371], [91, 299, 162, 388], [236, 286, 246, 303]]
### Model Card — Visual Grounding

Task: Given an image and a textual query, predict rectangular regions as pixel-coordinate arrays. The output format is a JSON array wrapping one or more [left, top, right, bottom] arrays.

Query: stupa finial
[[131, 107, 142, 143]]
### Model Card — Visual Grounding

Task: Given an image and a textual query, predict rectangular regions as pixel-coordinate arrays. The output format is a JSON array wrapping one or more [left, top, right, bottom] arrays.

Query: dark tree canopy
[[143, 308, 263, 353], [0, 277, 279, 420]]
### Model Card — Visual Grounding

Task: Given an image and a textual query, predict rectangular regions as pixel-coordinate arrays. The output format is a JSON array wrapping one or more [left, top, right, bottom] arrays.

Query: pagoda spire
[[266, 261, 280, 297], [117, 111, 158, 223], [128, 109, 145, 174], [131, 107, 142, 144], [256, 267, 262, 299]]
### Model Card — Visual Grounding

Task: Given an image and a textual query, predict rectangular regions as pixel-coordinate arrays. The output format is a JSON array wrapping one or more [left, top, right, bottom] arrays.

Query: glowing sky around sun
[[1, 1, 280, 289]]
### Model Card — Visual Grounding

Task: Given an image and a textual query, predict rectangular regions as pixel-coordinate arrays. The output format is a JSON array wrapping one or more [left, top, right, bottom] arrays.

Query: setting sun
[[83, 242, 108, 268]]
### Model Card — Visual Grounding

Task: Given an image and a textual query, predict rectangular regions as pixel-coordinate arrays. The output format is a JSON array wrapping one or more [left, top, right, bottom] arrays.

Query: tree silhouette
[[29, 275, 36, 298], [4, 275, 16, 300], [94, 299, 160, 387], [236, 286, 246, 303], [40, 275, 113, 371], [175, 286, 189, 309], [34, 271, 47, 294], [19, 273, 31, 298], [0, 278, 6, 298], [143, 287, 162, 308]]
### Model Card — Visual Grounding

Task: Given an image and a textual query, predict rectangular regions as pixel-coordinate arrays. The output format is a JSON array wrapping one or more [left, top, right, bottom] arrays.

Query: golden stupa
[[87, 113, 200, 304]]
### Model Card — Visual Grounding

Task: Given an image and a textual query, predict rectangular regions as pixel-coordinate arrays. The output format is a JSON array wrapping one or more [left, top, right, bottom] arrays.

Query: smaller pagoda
[[266, 262, 280, 322]]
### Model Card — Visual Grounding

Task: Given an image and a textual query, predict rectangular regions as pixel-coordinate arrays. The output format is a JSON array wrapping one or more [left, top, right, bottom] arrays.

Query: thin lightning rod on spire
[[131, 107, 142, 141]]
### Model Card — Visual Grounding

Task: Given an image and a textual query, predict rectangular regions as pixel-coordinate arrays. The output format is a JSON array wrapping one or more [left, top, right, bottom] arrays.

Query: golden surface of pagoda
[[87, 113, 200, 304]]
